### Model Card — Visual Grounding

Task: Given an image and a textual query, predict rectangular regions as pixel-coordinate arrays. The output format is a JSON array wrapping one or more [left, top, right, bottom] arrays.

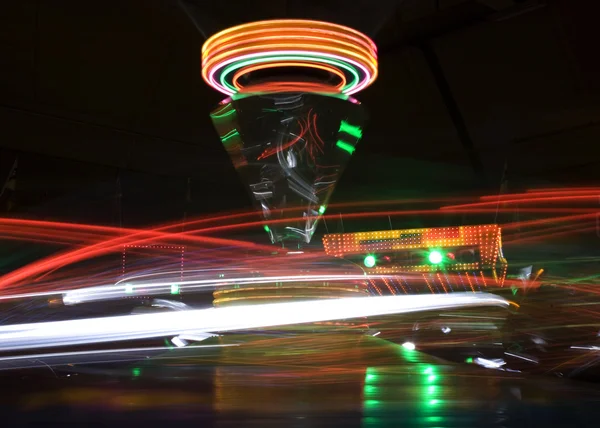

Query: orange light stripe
[[202, 19, 377, 55], [203, 43, 377, 74], [236, 82, 342, 94], [441, 194, 600, 210], [203, 32, 376, 62], [232, 62, 347, 92]]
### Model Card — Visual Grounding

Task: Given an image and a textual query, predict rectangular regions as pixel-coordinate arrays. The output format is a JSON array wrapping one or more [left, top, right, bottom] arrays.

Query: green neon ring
[[218, 54, 362, 94]]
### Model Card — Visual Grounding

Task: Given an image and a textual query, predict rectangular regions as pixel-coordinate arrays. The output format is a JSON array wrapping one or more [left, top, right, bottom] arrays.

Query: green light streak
[[338, 120, 362, 139], [336, 140, 355, 155], [220, 54, 360, 93], [363, 399, 381, 409], [365, 367, 379, 383], [363, 385, 378, 396], [220, 129, 240, 143], [263, 225, 271, 233], [318, 205, 326, 215], [210, 107, 236, 119]]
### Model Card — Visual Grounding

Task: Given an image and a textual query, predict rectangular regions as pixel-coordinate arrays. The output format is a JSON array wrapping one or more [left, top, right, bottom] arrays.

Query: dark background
[[0, 0, 598, 227]]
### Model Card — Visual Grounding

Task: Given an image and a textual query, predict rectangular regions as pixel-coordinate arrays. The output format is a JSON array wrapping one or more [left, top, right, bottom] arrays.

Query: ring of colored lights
[[201, 19, 378, 96]]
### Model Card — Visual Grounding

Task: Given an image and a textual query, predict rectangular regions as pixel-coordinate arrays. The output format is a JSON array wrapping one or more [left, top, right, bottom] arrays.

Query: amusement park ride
[[0, 18, 519, 357], [201, 19, 510, 307]]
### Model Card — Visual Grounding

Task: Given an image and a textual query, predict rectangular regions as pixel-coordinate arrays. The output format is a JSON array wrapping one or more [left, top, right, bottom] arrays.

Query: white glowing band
[[0, 293, 509, 352], [62, 274, 384, 305]]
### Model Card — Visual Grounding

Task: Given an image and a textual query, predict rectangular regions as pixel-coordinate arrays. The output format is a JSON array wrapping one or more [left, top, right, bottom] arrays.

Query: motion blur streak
[[62, 274, 388, 305], [0, 344, 239, 371], [0, 293, 508, 352]]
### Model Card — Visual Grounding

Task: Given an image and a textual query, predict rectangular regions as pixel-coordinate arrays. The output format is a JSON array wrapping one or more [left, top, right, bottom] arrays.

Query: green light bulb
[[428, 250, 443, 264], [364, 255, 376, 268]]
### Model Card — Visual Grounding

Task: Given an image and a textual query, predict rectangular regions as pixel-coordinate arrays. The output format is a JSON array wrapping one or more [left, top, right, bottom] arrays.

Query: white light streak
[[171, 336, 188, 348], [61, 274, 400, 305], [474, 357, 506, 369], [0, 293, 509, 352], [504, 351, 539, 364], [570, 345, 600, 351], [0, 344, 239, 370]]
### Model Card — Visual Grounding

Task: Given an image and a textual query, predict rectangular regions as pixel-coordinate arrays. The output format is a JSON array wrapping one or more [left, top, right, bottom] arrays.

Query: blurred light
[[428, 250, 443, 264], [365, 368, 379, 383], [570, 345, 600, 351], [364, 255, 376, 268], [132, 368, 141, 377], [171, 336, 187, 348], [170, 284, 180, 295], [338, 120, 363, 139], [402, 341, 416, 350], [441, 326, 451, 334], [318, 205, 326, 215], [447, 252, 455, 260], [263, 225, 271, 232], [0, 293, 511, 352], [465, 357, 474, 363], [505, 351, 539, 364], [474, 357, 506, 369], [336, 140, 356, 155], [124, 284, 134, 294], [372, 331, 381, 337]]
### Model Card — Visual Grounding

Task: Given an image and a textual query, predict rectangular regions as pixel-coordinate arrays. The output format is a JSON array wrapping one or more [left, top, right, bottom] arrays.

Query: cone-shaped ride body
[[211, 92, 366, 244]]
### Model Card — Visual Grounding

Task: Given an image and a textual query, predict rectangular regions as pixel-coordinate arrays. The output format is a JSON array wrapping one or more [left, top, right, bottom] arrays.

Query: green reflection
[[363, 349, 446, 427]]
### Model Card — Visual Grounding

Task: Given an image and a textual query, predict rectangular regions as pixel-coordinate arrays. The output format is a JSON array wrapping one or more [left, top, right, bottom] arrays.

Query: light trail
[[0, 293, 509, 352], [0, 344, 239, 371], [61, 274, 397, 305]]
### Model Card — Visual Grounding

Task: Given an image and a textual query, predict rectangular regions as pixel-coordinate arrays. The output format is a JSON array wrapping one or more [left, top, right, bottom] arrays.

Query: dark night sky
[[0, 0, 599, 228]]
